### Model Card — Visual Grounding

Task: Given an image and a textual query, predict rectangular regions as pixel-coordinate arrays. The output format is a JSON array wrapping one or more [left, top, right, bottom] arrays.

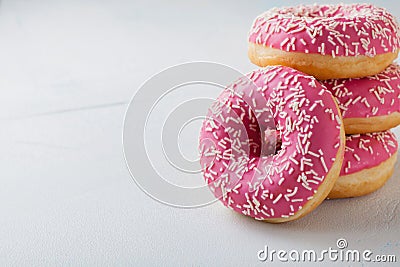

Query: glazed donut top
[[249, 4, 400, 57], [199, 66, 343, 219], [342, 131, 398, 175], [322, 64, 400, 118]]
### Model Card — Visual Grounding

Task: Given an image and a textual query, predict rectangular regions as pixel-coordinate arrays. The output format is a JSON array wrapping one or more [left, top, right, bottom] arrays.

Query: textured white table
[[0, 0, 399, 266]]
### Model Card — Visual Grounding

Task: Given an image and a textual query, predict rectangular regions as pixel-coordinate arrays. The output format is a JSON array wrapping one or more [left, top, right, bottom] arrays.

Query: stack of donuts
[[199, 3, 400, 222]]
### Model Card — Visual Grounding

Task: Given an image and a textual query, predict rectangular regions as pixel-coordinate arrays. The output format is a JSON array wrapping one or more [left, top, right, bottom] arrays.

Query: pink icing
[[342, 131, 398, 176], [199, 66, 343, 220], [322, 64, 400, 119], [249, 4, 400, 57]]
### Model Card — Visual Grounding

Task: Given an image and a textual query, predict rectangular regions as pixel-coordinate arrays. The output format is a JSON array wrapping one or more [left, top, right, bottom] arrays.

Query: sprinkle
[[272, 193, 283, 204], [320, 156, 328, 172]]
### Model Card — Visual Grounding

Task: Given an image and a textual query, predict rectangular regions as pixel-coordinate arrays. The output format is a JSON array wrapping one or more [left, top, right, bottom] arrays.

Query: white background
[[0, 0, 399, 266]]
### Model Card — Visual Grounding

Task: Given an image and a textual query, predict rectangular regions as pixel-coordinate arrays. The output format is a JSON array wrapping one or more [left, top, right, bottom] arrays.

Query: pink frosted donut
[[328, 131, 398, 199], [199, 66, 345, 223], [248, 4, 400, 79], [322, 64, 400, 134]]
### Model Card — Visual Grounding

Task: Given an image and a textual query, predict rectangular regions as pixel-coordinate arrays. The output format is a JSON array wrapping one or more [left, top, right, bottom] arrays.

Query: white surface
[[0, 0, 399, 266]]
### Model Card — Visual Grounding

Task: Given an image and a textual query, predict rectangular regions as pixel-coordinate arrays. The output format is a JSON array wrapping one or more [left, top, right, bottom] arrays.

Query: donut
[[322, 64, 400, 134], [328, 131, 398, 199], [199, 66, 345, 223], [248, 4, 400, 80]]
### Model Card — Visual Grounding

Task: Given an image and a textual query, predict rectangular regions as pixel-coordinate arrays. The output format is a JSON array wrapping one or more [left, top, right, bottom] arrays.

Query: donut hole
[[261, 128, 282, 156]]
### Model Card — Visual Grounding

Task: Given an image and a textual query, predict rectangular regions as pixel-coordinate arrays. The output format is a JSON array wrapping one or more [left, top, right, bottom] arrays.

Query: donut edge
[[343, 112, 400, 134], [327, 151, 398, 199], [248, 43, 398, 80]]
